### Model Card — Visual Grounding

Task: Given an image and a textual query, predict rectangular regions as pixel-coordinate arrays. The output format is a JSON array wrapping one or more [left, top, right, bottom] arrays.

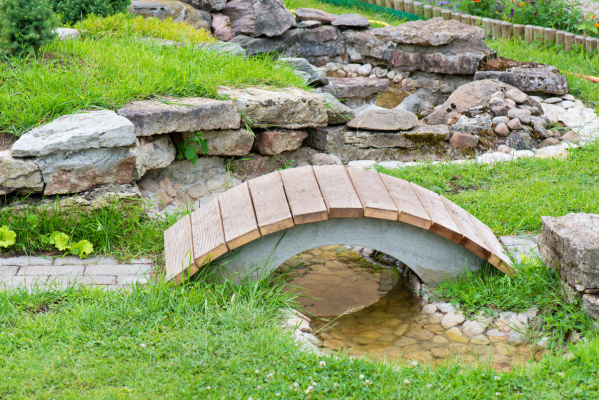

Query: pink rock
[[539, 137, 560, 148], [449, 132, 478, 148], [311, 153, 342, 165], [507, 118, 522, 130], [222, 0, 297, 38], [252, 129, 308, 155], [494, 122, 509, 137], [497, 144, 511, 154], [211, 13, 235, 41]]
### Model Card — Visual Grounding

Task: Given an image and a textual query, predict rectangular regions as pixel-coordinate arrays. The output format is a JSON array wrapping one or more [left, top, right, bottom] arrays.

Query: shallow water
[[281, 246, 541, 372]]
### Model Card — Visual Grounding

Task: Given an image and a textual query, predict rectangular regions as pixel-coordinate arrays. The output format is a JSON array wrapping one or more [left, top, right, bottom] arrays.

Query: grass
[[0, 278, 597, 399], [377, 141, 599, 236], [74, 13, 215, 44], [0, 198, 177, 261], [0, 20, 306, 137], [436, 256, 598, 347], [486, 38, 600, 110], [284, 0, 409, 26]]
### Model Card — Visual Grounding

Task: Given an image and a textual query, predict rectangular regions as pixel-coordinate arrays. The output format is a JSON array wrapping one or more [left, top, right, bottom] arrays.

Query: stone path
[[0, 255, 153, 291], [500, 235, 539, 263]]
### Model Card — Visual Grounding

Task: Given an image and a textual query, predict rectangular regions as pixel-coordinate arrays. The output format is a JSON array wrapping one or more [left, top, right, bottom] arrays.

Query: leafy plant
[[0, 225, 16, 248], [0, 0, 59, 56], [48, 0, 131, 24], [176, 131, 209, 165], [26, 214, 39, 228], [42, 231, 94, 258]]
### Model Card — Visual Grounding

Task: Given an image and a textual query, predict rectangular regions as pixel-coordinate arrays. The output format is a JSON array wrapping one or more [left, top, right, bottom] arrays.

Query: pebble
[[356, 63, 372, 76], [494, 122, 509, 136], [158, 177, 176, 198], [378, 161, 404, 169], [337, 70, 347, 77], [530, 95, 544, 103], [392, 74, 403, 83], [386, 70, 396, 79], [561, 94, 575, 101], [492, 116, 509, 125], [441, 311, 466, 329], [539, 138, 560, 148], [343, 63, 361, 73], [490, 91, 505, 100], [497, 144, 510, 154], [507, 108, 531, 124], [507, 118, 522, 130], [506, 88, 527, 103], [445, 327, 469, 343], [505, 98, 516, 108], [561, 100, 575, 109], [437, 303, 455, 313], [544, 97, 562, 104]]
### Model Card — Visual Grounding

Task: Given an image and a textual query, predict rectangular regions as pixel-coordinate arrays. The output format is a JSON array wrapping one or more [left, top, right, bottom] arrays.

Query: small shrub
[[0, 0, 59, 56], [49, 0, 131, 23]]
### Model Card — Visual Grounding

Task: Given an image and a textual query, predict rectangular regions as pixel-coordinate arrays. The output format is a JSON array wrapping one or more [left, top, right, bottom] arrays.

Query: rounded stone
[[445, 327, 469, 343], [323, 340, 346, 350], [494, 123, 510, 136], [506, 88, 528, 104], [507, 118, 522, 130], [449, 343, 470, 354], [360, 330, 381, 339], [413, 330, 435, 341], [433, 335, 449, 344], [470, 335, 490, 345], [462, 319, 487, 337], [431, 347, 450, 358], [396, 337, 418, 347], [393, 323, 409, 336], [441, 311, 466, 330]]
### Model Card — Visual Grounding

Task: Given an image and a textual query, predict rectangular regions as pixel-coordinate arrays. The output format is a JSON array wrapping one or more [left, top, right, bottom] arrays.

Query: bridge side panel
[[441, 196, 492, 261], [411, 183, 463, 243], [211, 218, 484, 285]]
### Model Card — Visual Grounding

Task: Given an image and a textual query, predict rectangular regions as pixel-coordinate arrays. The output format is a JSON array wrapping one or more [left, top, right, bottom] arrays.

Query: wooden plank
[[347, 168, 398, 220], [248, 171, 294, 235], [313, 165, 364, 218], [410, 183, 463, 243], [164, 214, 198, 284], [190, 199, 228, 268], [218, 182, 261, 249], [279, 166, 328, 225], [380, 174, 432, 230], [467, 214, 515, 275], [440, 196, 491, 260]]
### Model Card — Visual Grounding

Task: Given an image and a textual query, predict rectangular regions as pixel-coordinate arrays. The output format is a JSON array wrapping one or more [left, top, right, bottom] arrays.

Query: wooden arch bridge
[[164, 165, 513, 285]]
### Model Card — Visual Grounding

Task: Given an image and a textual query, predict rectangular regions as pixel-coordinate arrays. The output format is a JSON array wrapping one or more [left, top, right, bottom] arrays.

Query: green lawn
[[377, 141, 599, 236], [0, 279, 597, 399]]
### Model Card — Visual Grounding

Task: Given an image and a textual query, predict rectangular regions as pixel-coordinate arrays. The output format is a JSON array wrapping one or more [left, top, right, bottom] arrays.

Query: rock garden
[[0, 0, 598, 397]]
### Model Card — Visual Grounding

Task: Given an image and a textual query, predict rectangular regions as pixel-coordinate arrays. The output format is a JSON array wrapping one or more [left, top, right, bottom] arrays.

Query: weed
[[176, 131, 209, 164]]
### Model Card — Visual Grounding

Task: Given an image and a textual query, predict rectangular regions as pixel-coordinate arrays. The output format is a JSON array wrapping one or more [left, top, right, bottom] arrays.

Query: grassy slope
[[378, 142, 599, 235], [0, 22, 306, 137], [0, 281, 597, 399]]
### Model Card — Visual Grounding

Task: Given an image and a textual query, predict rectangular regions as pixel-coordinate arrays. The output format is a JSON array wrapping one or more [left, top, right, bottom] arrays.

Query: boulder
[[197, 40, 245, 55], [180, 0, 226, 12], [343, 29, 395, 64], [280, 57, 328, 86], [177, 129, 254, 156], [217, 86, 328, 129], [403, 125, 450, 145], [11, 111, 136, 158], [132, 135, 176, 180], [252, 129, 308, 155], [222, 0, 297, 38], [347, 109, 418, 131], [35, 148, 137, 195], [582, 294, 599, 320], [229, 32, 296, 55], [319, 92, 356, 124], [331, 14, 369, 29], [426, 80, 543, 125], [55, 28, 80, 41], [449, 132, 478, 148], [306, 125, 346, 152], [282, 26, 346, 66], [396, 94, 431, 114], [0, 151, 43, 195], [129, 0, 212, 31], [538, 213, 599, 297], [211, 13, 235, 41], [376, 18, 491, 75], [474, 64, 568, 95], [118, 97, 240, 136], [294, 8, 337, 24]]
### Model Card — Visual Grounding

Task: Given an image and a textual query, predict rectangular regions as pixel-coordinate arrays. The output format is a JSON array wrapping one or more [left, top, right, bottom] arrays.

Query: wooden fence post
[[534, 26, 544, 42], [492, 20, 502, 39], [482, 18, 493, 37], [461, 14, 471, 25], [423, 4, 433, 19], [414, 2, 423, 17], [404, 0, 413, 14], [451, 12, 461, 21], [586, 37, 598, 53], [524, 25, 534, 43], [442, 9, 451, 20], [555, 31, 565, 47], [513, 24, 525, 38], [433, 6, 441, 17], [394, 0, 404, 11], [471, 16, 482, 27], [544, 28, 556, 46], [501, 22, 512, 38], [564, 33, 575, 52], [574, 35, 585, 49]]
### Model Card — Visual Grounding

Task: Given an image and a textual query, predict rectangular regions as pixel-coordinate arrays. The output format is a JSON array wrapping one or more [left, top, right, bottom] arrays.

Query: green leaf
[[70, 240, 94, 259], [185, 144, 197, 161], [200, 139, 209, 155], [0, 225, 16, 248], [49, 231, 71, 251], [26, 214, 39, 227]]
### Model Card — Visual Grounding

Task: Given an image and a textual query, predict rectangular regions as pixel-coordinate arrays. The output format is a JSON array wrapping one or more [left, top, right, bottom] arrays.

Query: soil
[[0, 132, 18, 151]]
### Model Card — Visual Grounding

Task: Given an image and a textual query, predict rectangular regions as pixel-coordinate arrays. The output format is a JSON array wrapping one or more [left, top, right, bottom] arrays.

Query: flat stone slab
[[11, 110, 136, 157], [475, 65, 568, 96], [294, 7, 337, 24], [321, 77, 388, 100], [331, 14, 369, 28], [347, 109, 418, 131], [0, 150, 43, 195], [118, 97, 240, 136], [217, 86, 328, 129]]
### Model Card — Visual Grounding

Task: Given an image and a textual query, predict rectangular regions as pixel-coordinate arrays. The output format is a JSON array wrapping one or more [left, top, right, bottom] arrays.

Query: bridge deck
[[164, 166, 513, 284]]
